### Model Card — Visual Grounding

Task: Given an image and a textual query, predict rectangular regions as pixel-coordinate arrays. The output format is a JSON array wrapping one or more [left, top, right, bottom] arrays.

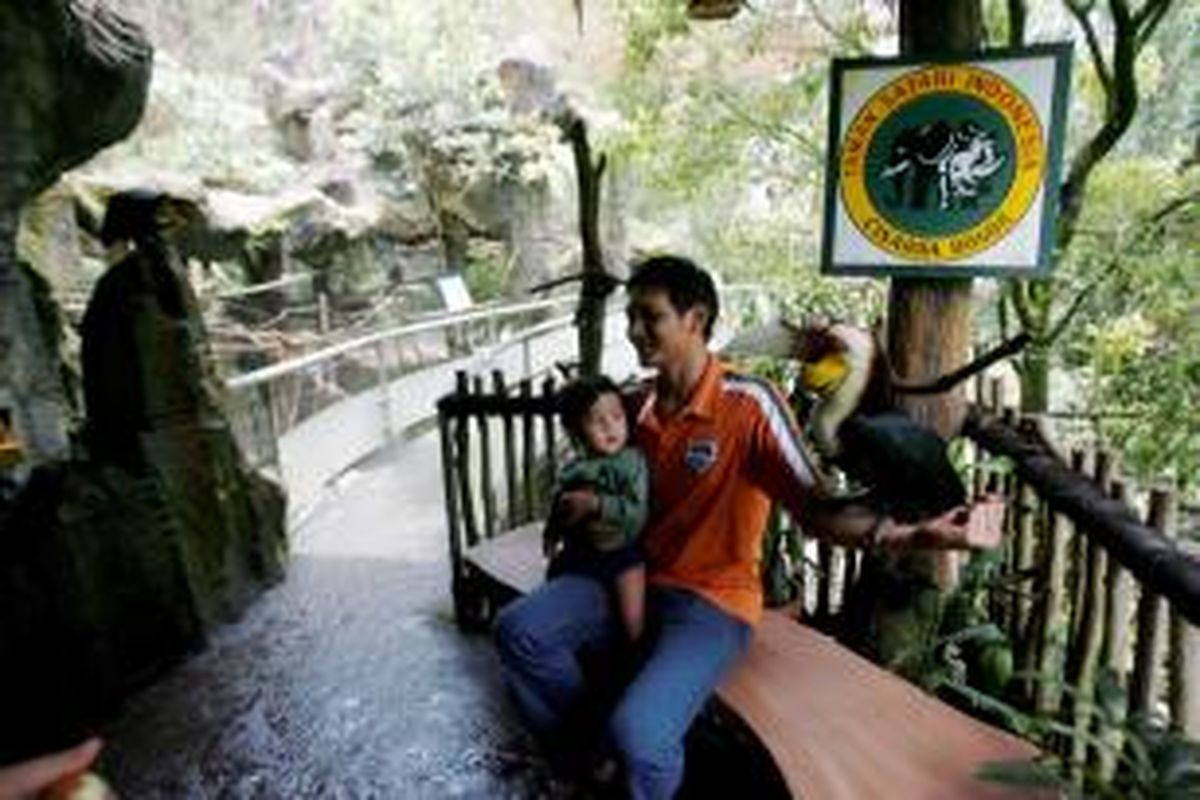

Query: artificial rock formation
[[0, 2, 286, 761]]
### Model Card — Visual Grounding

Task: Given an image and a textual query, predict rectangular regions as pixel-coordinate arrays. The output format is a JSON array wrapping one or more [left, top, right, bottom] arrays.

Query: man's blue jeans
[[494, 575, 751, 800]]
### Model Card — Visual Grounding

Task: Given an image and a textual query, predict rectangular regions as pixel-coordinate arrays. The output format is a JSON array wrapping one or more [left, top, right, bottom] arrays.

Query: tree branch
[[1056, 0, 1150, 251], [1133, 0, 1171, 45], [1065, 0, 1112, 92], [803, 0, 873, 55], [1007, 0, 1028, 46]]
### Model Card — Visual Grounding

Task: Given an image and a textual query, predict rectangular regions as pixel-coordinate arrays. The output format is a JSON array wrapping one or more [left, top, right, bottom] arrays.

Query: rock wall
[[0, 2, 287, 762]]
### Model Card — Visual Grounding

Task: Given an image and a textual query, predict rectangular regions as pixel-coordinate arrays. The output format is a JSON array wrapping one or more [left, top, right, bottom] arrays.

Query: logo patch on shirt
[[684, 438, 719, 474]]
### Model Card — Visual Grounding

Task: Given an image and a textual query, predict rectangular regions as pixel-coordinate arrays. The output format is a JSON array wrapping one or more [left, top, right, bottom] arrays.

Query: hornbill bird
[[789, 322, 967, 524], [725, 319, 983, 525]]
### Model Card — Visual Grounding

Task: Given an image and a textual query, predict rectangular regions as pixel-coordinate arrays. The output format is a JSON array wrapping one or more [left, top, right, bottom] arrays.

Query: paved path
[[104, 433, 560, 799]]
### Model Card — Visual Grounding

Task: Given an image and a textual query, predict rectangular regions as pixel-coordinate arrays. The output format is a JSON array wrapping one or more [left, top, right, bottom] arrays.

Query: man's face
[[626, 288, 706, 369]]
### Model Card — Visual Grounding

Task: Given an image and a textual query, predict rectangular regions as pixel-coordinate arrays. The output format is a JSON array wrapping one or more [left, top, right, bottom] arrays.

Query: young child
[[544, 375, 649, 642]]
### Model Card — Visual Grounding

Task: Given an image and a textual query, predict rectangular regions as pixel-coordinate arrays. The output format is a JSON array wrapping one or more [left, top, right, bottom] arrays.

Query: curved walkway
[[104, 432, 559, 799]]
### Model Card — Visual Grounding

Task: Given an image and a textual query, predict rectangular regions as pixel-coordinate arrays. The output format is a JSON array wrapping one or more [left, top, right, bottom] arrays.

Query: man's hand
[[881, 495, 1006, 550], [557, 489, 600, 526]]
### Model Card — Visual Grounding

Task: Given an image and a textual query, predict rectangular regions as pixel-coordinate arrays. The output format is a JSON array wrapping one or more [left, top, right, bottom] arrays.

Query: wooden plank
[[465, 522, 545, 597], [467, 525, 1045, 800], [717, 613, 1046, 800]]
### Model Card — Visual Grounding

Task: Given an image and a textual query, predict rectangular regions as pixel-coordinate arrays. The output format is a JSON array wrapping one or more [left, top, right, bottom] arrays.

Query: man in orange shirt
[[495, 255, 991, 799]]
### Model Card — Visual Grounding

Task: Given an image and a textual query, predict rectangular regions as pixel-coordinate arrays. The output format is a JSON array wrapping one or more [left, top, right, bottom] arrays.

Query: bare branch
[[1007, 0, 1028, 46], [1065, 0, 1113, 91], [1148, 188, 1200, 224], [1135, 0, 1173, 52], [709, 87, 824, 160], [1008, 282, 1037, 332], [1057, 0, 1147, 250], [1042, 187, 1196, 344], [803, 0, 872, 55]]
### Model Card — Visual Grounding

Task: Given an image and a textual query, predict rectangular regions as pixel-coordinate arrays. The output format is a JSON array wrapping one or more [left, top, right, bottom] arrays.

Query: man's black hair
[[557, 374, 621, 442], [626, 254, 719, 340]]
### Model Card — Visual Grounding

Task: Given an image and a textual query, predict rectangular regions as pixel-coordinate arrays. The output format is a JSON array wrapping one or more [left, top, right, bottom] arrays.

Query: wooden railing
[[959, 391, 1199, 783], [437, 370, 563, 627]]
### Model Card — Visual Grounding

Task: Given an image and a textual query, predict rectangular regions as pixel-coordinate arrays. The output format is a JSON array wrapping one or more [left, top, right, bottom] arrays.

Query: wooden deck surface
[[466, 526, 1046, 799]]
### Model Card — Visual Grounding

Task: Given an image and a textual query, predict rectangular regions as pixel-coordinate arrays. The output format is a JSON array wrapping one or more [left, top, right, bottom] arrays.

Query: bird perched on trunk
[[727, 319, 967, 525], [796, 322, 969, 524]]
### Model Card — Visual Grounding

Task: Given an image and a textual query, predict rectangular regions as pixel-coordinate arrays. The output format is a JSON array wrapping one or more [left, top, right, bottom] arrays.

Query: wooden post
[[474, 375, 496, 540], [1067, 450, 1089, 643], [1169, 534, 1200, 739], [542, 375, 559, 486], [454, 372, 479, 548], [1064, 452, 1112, 785], [817, 541, 834, 622], [1128, 489, 1175, 721], [439, 402, 467, 624], [520, 378, 536, 524], [1034, 504, 1070, 716], [1097, 481, 1135, 781], [495, 370, 518, 529], [559, 112, 608, 378]]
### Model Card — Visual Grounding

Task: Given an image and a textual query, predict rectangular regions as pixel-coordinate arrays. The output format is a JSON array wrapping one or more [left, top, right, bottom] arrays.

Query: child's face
[[580, 392, 627, 456]]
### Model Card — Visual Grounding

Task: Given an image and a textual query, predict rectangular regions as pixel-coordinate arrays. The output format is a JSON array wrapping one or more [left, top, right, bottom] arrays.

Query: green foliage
[[1054, 159, 1200, 494], [969, 691, 1200, 799], [463, 241, 513, 302]]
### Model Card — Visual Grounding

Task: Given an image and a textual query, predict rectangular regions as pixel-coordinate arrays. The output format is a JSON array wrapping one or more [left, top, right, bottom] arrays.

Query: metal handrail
[[225, 296, 575, 390]]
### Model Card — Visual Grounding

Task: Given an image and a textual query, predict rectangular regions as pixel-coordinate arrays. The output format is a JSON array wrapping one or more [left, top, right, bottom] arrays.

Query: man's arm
[[741, 376, 1000, 551], [801, 498, 1003, 551]]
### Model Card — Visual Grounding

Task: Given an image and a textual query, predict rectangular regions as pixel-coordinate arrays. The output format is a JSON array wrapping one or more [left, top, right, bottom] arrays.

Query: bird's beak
[[800, 354, 847, 394]]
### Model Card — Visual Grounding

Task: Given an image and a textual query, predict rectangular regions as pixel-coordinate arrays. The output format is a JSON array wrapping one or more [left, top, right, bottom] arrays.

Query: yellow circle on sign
[[839, 64, 1046, 262]]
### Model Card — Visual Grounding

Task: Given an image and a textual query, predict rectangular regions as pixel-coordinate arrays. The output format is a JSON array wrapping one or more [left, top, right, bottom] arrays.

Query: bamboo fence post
[[792, 517, 809, 617], [454, 372, 479, 548], [439, 400, 464, 599], [1169, 531, 1200, 739], [1097, 481, 1136, 781], [521, 378, 536, 524], [816, 541, 834, 622], [993, 467, 1018, 634], [1034, 503, 1070, 716], [1012, 479, 1038, 657], [495, 370, 518, 529], [1067, 450, 1089, 644], [542, 376, 558, 485], [474, 375, 496, 540], [1128, 490, 1175, 721], [839, 548, 856, 611], [1064, 451, 1112, 786]]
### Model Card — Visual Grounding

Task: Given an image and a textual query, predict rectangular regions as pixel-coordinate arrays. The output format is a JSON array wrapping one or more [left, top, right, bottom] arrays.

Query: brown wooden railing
[[438, 370, 561, 627]]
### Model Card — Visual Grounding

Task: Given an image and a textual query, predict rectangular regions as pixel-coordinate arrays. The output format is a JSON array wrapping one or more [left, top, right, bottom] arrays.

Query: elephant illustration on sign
[[879, 120, 1007, 212]]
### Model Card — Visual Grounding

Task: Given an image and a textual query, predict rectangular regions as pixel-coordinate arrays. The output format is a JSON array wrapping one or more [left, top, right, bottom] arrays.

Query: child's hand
[[557, 489, 599, 526], [542, 528, 559, 559]]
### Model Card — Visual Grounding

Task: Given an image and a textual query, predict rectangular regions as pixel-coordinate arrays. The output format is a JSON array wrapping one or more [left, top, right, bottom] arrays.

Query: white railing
[[223, 295, 633, 524]]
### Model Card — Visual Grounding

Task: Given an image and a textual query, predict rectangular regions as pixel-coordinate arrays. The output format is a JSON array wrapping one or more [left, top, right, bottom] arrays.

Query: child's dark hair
[[557, 374, 621, 442], [627, 254, 719, 340]]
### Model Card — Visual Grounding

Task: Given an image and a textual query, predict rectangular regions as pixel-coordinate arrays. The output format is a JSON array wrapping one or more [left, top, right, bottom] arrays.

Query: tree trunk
[[851, 0, 982, 666], [1018, 341, 1050, 413], [562, 114, 608, 378]]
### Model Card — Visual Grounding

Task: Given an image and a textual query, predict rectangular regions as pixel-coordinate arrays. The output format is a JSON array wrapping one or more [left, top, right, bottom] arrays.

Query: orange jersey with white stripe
[[635, 356, 820, 626]]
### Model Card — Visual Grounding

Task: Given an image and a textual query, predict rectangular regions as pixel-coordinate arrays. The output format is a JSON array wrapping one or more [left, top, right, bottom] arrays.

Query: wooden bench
[[467, 523, 1045, 799]]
